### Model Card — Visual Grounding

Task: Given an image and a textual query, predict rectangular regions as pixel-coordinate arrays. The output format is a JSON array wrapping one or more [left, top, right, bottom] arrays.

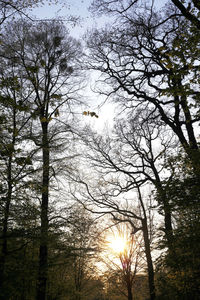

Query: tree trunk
[[156, 186, 173, 248], [0, 151, 13, 299], [142, 218, 156, 300], [127, 283, 133, 300], [0, 108, 16, 299], [0, 195, 11, 299], [159, 191, 174, 247], [164, 202, 173, 242], [36, 121, 49, 300]]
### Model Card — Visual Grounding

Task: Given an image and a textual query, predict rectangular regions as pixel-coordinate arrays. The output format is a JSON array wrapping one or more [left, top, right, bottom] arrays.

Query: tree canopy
[[0, 1, 199, 300]]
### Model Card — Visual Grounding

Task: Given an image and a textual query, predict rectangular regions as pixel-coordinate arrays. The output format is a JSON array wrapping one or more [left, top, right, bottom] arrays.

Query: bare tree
[[87, 0, 200, 171], [101, 222, 146, 300], [67, 106, 186, 299], [90, 0, 200, 29], [70, 177, 156, 300], [68, 126, 157, 300], [115, 112, 178, 246]]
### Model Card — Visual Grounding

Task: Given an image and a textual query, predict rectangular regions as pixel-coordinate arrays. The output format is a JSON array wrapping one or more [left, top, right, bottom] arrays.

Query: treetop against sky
[[26, 0, 168, 132]]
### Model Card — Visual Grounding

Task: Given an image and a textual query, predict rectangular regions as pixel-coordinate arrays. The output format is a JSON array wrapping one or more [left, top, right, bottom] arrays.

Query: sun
[[109, 235, 127, 254]]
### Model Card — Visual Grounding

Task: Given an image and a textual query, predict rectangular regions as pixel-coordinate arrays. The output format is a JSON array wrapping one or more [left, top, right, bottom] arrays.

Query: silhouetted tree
[[0, 19, 84, 300]]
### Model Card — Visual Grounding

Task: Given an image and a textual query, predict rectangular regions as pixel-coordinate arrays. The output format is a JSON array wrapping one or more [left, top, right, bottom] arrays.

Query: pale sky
[[29, 0, 168, 38], [29, 0, 104, 38]]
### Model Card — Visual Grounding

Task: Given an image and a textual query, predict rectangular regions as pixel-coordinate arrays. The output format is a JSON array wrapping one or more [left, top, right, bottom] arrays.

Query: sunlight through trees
[[0, 1, 199, 300]]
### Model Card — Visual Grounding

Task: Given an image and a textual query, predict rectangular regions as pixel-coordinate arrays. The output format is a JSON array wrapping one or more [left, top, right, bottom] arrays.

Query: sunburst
[[109, 235, 127, 254]]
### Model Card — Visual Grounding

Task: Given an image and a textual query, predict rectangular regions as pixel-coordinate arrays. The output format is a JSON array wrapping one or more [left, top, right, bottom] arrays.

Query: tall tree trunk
[[159, 189, 173, 247], [0, 110, 16, 299], [0, 182, 12, 299], [37, 121, 49, 300], [142, 218, 156, 300], [156, 186, 173, 249]]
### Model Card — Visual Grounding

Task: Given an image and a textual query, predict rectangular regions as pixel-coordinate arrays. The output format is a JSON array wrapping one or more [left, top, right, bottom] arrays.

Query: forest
[[0, 0, 199, 300]]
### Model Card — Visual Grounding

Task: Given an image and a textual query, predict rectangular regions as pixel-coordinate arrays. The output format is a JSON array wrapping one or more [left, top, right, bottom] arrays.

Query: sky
[[29, 0, 106, 38], [29, 0, 168, 37]]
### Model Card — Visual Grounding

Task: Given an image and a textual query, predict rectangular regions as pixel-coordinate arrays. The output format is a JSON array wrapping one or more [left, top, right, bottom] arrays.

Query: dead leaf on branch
[[83, 111, 99, 118]]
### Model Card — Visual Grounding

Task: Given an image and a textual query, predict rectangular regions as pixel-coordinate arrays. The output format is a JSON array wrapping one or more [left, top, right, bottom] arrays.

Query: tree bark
[[36, 121, 49, 300], [158, 187, 173, 247], [163, 201, 173, 244], [142, 218, 156, 300]]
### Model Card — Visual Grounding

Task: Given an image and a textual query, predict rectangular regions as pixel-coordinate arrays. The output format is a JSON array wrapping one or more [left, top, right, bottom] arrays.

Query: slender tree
[[1, 19, 84, 300], [0, 50, 38, 298], [102, 222, 145, 300]]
